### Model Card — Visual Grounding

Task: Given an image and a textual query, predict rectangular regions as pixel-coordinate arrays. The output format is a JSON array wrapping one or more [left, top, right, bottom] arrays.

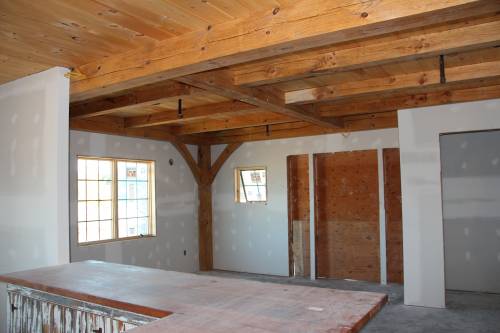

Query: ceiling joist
[[69, 0, 495, 101], [177, 71, 343, 128], [285, 48, 500, 104], [70, 81, 200, 119], [232, 15, 500, 86]]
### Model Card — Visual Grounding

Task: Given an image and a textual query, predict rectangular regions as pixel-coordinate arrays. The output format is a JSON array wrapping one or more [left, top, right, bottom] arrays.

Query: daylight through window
[[235, 167, 267, 203], [77, 157, 156, 244]]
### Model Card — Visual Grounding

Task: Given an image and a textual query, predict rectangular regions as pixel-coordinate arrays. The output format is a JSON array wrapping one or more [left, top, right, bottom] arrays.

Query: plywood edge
[[348, 294, 389, 333], [0, 275, 172, 319]]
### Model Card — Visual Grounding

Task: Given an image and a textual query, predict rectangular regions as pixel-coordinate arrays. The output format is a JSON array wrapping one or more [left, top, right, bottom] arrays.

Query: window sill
[[78, 234, 156, 246]]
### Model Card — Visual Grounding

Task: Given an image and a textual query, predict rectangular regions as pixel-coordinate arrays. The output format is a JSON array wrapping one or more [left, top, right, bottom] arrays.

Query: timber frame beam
[[70, 0, 496, 101]]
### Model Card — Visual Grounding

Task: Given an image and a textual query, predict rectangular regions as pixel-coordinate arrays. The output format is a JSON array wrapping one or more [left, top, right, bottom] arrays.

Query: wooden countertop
[[0, 261, 387, 332]]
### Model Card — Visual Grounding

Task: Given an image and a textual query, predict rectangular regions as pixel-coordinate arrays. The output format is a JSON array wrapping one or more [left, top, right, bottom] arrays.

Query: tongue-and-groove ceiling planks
[[1, 0, 500, 143]]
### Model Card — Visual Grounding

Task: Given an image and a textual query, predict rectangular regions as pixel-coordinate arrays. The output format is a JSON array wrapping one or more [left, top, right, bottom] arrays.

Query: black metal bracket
[[439, 54, 446, 84], [178, 98, 183, 119], [11, 304, 17, 312]]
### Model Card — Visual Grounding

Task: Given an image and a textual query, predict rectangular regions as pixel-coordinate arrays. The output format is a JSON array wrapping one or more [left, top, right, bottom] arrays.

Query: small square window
[[235, 167, 267, 203]]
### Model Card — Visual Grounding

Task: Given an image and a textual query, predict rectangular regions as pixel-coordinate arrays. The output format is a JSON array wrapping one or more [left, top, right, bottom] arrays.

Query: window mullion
[[240, 171, 248, 202]]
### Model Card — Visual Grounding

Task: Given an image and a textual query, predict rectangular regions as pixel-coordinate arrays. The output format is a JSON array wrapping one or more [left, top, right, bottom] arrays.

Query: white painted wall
[[398, 99, 500, 308], [212, 129, 399, 276], [69, 131, 199, 273], [0, 68, 70, 332], [440, 130, 500, 293]]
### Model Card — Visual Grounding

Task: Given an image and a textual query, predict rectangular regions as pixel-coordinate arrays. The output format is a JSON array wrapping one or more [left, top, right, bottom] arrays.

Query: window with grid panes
[[235, 167, 267, 203], [77, 157, 156, 244]]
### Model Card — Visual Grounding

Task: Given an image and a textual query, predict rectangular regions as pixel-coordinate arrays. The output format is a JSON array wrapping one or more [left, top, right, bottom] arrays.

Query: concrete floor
[[200, 270, 500, 333]]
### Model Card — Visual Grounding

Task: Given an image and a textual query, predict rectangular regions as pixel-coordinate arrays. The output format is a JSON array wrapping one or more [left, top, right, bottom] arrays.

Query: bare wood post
[[198, 144, 213, 271]]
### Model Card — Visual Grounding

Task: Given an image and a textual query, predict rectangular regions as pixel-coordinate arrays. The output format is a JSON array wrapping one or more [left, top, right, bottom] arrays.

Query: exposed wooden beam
[[285, 47, 500, 104], [124, 101, 258, 128], [70, 0, 495, 101], [318, 83, 500, 117], [177, 71, 343, 128], [198, 144, 213, 271], [209, 143, 242, 184], [70, 81, 199, 119], [69, 115, 202, 144], [232, 15, 500, 86], [171, 142, 201, 184], [172, 111, 296, 135], [202, 111, 398, 144]]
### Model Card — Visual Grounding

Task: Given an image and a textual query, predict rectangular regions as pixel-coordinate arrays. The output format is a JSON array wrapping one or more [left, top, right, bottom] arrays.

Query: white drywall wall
[[0, 68, 70, 332], [212, 129, 399, 276], [398, 99, 500, 308], [69, 131, 199, 273], [441, 130, 500, 293]]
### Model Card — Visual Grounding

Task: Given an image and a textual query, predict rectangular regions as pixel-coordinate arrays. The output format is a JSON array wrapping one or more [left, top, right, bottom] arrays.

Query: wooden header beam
[[124, 101, 258, 129], [70, 0, 494, 101], [202, 111, 398, 144], [285, 48, 500, 105], [177, 71, 343, 128], [232, 15, 500, 86], [70, 81, 199, 119]]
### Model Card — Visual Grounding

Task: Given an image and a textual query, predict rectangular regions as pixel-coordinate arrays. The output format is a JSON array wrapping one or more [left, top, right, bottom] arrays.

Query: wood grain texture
[[0, 261, 387, 333], [287, 155, 310, 278], [383, 148, 404, 284], [70, 0, 492, 100], [232, 15, 500, 86], [198, 145, 213, 271], [315, 150, 380, 282]]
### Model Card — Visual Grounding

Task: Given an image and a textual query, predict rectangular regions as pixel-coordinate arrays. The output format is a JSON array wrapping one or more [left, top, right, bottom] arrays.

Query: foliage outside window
[[235, 167, 267, 203], [77, 157, 156, 244]]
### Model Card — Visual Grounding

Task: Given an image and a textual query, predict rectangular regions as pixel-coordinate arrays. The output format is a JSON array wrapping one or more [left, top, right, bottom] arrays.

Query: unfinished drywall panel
[[383, 148, 404, 284], [287, 155, 310, 277], [0, 67, 70, 332], [69, 131, 199, 273], [315, 150, 380, 282], [441, 130, 500, 294], [212, 129, 398, 276], [399, 99, 500, 308]]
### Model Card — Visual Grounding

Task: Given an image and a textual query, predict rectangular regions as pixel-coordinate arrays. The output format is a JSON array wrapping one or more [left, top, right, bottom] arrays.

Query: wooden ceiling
[[2, 0, 500, 145]]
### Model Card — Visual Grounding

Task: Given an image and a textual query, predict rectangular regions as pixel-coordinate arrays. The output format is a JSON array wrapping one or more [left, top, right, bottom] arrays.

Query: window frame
[[77, 156, 156, 246], [234, 166, 268, 204]]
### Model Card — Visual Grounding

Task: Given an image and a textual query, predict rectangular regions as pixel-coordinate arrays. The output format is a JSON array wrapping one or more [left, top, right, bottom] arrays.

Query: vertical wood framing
[[287, 155, 310, 278], [383, 148, 404, 284], [198, 145, 213, 271]]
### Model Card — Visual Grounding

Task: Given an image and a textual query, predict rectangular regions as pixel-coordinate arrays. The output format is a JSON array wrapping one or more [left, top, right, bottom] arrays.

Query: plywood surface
[[0, 261, 387, 332], [383, 148, 404, 284], [315, 150, 380, 282], [287, 154, 310, 278]]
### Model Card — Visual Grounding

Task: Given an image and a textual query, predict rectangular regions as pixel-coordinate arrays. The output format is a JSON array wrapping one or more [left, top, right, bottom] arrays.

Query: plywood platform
[[0, 261, 387, 332]]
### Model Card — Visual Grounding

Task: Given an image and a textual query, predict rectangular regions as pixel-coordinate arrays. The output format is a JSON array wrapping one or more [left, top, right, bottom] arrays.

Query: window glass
[[235, 167, 267, 203], [77, 157, 155, 244]]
